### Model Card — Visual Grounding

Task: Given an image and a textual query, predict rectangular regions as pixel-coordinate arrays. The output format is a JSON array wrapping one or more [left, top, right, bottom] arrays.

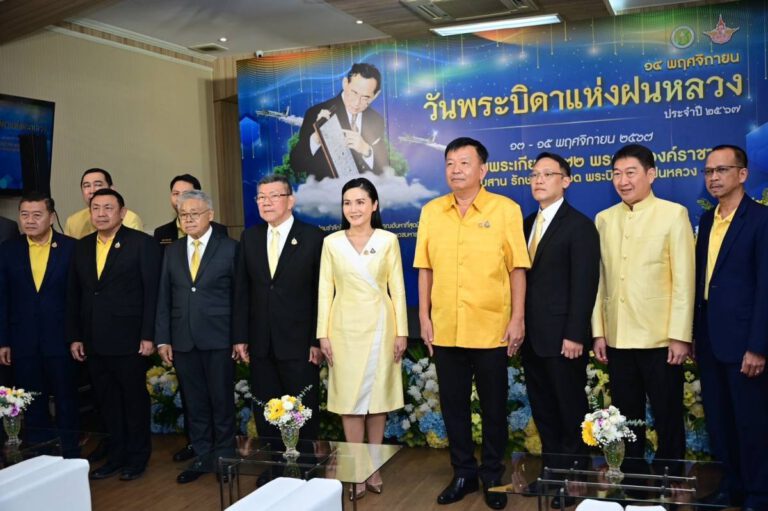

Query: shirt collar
[[446, 187, 490, 212], [27, 228, 53, 247], [538, 197, 564, 222], [713, 204, 736, 224], [269, 215, 295, 238], [187, 225, 213, 248], [620, 191, 656, 212]]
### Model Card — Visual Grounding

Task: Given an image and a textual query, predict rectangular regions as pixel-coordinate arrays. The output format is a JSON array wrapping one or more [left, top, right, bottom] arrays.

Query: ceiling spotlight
[[356, 20, 364, 25], [431, 14, 562, 37], [219, 37, 228, 43]]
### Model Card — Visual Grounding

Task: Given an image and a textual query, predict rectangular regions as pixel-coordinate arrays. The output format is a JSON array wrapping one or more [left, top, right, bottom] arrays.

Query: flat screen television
[[0, 93, 55, 196]]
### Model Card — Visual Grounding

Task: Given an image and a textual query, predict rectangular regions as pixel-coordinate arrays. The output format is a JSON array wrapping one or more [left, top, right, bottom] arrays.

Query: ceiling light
[[430, 14, 562, 36], [218, 36, 228, 43], [356, 20, 364, 24]]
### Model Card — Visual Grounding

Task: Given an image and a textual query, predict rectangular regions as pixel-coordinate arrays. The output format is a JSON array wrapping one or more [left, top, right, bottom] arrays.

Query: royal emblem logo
[[703, 15, 739, 44]]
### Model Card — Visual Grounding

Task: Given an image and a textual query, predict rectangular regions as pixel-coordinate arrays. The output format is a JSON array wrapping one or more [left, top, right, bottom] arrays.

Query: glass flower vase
[[603, 440, 625, 484], [279, 424, 300, 459], [3, 414, 22, 447]]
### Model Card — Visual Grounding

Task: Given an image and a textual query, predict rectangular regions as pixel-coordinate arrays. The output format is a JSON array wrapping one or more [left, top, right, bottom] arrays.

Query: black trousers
[[174, 348, 236, 467], [250, 354, 320, 440], [88, 353, 151, 469], [433, 346, 508, 484], [521, 345, 589, 472], [13, 355, 80, 456], [606, 347, 684, 474], [697, 312, 768, 508]]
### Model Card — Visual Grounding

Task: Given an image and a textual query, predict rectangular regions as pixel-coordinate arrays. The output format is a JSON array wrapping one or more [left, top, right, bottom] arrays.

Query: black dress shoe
[[119, 467, 146, 481], [177, 470, 203, 484], [550, 495, 576, 508], [90, 462, 123, 480], [437, 477, 479, 505], [173, 444, 195, 462], [484, 480, 508, 509]]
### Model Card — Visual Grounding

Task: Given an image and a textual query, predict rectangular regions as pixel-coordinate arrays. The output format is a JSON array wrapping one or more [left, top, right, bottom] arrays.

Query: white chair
[[0, 455, 91, 511], [226, 477, 342, 511], [575, 499, 624, 511]]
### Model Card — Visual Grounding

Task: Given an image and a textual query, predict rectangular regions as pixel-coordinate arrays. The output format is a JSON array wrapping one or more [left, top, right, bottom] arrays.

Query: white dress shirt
[[267, 215, 295, 258], [527, 197, 564, 248]]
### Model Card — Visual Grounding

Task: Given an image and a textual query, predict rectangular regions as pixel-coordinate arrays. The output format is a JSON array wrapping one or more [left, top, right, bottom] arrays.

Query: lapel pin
[[369, 247, 376, 254], [363, 250, 369, 256], [291, 238, 298, 245], [484, 221, 491, 228], [114, 242, 121, 249], [51, 241, 58, 248]]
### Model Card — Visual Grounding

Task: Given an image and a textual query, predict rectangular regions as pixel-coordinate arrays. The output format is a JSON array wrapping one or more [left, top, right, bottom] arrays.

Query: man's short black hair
[[444, 137, 489, 163], [90, 188, 125, 208], [710, 144, 748, 168], [347, 63, 382, 94], [611, 144, 655, 170], [80, 168, 113, 187], [19, 192, 55, 213], [170, 174, 202, 190], [534, 152, 571, 177]]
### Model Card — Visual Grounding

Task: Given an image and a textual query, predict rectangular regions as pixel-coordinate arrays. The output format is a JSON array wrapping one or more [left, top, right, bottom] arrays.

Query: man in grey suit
[[155, 190, 238, 484]]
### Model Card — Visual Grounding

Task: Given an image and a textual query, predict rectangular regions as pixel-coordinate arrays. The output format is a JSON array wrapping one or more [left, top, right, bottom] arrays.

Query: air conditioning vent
[[188, 42, 228, 52], [401, 0, 538, 23]]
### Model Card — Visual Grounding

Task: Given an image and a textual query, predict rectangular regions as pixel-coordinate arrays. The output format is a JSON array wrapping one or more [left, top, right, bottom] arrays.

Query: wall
[[0, 28, 216, 232]]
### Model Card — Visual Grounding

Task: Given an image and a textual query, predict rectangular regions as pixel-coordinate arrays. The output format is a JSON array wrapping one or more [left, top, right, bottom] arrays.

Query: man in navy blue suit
[[694, 144, 768, 511], [0, 193, 79, 455]]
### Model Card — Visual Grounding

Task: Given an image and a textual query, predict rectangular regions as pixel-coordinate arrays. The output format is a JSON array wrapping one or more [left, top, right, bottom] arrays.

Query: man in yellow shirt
[[64, 168, 143, 239], [414, 137, 530, 510], [694, 145, 768, 511], [592, 144, 694, 474]]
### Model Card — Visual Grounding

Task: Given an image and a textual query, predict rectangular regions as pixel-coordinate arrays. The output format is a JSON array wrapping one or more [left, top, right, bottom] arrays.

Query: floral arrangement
[[146, 362, 182, 433], [0, 386, 36, 418], [581, 404, 642, 447], [261, 386, 313, 429]]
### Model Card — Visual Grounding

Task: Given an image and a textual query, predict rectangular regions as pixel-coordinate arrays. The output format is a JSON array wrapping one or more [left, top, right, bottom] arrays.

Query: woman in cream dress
[[317, 177, 407, 499]]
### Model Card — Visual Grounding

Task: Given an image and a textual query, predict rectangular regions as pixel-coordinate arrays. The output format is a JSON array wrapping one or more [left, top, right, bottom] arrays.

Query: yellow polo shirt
[[414, 188, 530, 348], [28, 228, 53, 291], [591, 193, 695, 348], [96, 236, 114, 279], [64, 208, 144, 239], [704, 205, 735, 300]]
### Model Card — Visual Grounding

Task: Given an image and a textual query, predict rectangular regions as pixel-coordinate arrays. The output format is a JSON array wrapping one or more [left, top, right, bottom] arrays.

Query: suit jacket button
[[191, 287, 196, 292], [94, 291, 99, 295], [269, 284, 274, 290]]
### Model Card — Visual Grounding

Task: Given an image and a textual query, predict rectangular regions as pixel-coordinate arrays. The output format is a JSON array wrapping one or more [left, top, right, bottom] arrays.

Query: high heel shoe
[[349, 483, 366, 501], [366, 473, 383, 494]]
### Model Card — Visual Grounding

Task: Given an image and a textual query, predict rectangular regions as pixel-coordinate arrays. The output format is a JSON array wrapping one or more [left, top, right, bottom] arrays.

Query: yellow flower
[[426, 431, 449, 448], [646, 428, 658, 451], [524, 419, 542, 454], [581, 421, 598, 447], [683, 390, 695, 408], [247, 416, 258, 438], [690, 403, 704, 418]]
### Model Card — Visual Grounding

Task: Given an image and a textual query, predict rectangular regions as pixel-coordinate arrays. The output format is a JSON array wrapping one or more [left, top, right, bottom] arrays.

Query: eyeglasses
[[529, 171, 564, 180], [179, 209, 210, 222], [703, 165, 742, 177], [611, 169, 640, 180], [255, 193, 291, 204]]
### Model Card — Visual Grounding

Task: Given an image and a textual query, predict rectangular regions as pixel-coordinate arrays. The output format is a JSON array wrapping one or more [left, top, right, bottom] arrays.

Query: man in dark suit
[[0, 214, 19, 388], [154, 174, 228, 247], [156, 190, 238, 484], [233, 174, 324, 442], [521, 153, 600, 508], [694, 144, 768, 511], [0, 193, 79, 454], [68, 188, 161, 481], [153, 173, 228, 464], [290, 63, 389, 181]]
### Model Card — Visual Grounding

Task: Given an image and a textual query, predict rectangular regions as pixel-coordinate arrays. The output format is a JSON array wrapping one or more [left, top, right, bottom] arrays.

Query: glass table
[[186, 436, 402, 510], [490, 452, 725, 510]]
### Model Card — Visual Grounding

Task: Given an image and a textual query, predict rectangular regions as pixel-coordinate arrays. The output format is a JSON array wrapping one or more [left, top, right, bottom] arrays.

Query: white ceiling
[[75, 0, 389, 55]]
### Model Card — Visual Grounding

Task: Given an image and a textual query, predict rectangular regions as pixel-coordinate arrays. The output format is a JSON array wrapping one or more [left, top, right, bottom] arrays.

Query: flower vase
[[603, 440, 625, 484], [3, 414, 22, 447], [279, 424, 300, 459]]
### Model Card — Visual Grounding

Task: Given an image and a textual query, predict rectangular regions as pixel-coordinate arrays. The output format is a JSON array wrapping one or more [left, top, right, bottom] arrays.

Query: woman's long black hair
[[340, 177, 383, 229]]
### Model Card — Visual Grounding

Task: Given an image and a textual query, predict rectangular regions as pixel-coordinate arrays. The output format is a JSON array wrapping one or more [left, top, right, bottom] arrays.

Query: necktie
[[350, 113, 359, 132], [268, 229, 280, 277], [190, 240, 201, 280], [529, 211, 544, 261]]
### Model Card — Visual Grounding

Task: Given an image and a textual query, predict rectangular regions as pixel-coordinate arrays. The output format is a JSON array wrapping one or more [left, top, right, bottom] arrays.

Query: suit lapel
[[272, 222, 301, 281], [176, 236, 193, 283], [711, 196, 749, 280], [19, 240, 36, 292], [97, 226, 126, 286], [38, 231, 62, 292], [531, 201, 569, 270], [194, 233, 220, 283]]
